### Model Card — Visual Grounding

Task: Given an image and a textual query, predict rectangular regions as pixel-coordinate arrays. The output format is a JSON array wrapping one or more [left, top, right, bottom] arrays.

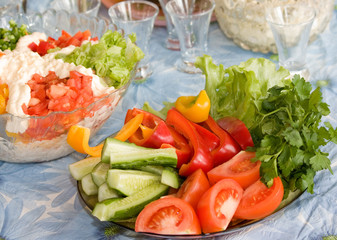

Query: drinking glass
[[266, 4, 315, 79], [166, 0, 215, 74], [108, 0, 159, 81], [158, 0, 180, 50], [0, 0, 23, 16], [49, 0, 101, 17]]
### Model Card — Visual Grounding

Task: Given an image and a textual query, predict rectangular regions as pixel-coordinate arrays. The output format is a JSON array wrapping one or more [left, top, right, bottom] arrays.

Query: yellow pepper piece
[[67, 113, 144, 157], [115, 113, 144, 141], [139, 124, 154, 139], [0, 84, 9, 114], [67, 125, 103, 157], [175, 89, 211, 123]]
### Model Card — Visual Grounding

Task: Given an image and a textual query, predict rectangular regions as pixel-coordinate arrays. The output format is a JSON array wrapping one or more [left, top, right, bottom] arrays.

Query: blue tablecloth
[[1, 3, 337, 240]]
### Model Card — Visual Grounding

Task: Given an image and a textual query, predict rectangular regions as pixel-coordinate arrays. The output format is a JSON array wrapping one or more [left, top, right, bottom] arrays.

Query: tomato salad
[[0, 21, 143, 140]]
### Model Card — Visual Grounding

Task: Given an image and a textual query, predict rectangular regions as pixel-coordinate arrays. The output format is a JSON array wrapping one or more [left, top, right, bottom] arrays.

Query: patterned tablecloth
[[1, 2, 337, 240]]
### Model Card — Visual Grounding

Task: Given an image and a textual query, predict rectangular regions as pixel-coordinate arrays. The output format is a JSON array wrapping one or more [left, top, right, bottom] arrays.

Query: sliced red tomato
[[217, 117, 254, 150], [207, 151, 261, 189], [234, 177, 284, 220], [176, 168, 210, 210], [135, 197, 201, 235], [196, 178, 243, 234]]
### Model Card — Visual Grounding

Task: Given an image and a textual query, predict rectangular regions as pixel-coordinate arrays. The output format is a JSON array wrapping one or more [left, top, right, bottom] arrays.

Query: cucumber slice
[[91, 162, 110, 187], [136, 165, 164, 175], [101, 137, 145, 163], [107, 169, 161, 196], [92, 182, 169, 221], [98, 183, 121, 202], [109, 148, 177, 169], [161, 167, 182, 189], [69, 157, 101, 180], [81, 173, 98, 196]]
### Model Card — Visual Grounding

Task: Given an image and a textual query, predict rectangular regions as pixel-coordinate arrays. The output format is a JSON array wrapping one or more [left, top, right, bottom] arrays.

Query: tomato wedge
[[217, 117, 254, 150], [135, 197, 201, 235], [176, 168, 210, 210], [234, 177, 284, 220], [196, 179, 243, 234], [207, 151, 261, 189]]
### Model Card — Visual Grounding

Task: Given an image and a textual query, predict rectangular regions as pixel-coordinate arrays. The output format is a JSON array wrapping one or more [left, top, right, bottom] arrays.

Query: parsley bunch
[[250, 75, 337, 197]]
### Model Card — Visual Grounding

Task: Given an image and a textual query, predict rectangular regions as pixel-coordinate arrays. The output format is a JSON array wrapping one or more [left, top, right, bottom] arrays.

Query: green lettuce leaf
[[56, 30, 144, 88], [195, 55, 291, 129]]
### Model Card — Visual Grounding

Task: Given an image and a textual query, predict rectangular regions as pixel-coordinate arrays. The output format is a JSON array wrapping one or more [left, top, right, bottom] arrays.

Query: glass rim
[[165, 0, 215, 18], [108, 0, 159, 23], [265, 4, 316, 27]]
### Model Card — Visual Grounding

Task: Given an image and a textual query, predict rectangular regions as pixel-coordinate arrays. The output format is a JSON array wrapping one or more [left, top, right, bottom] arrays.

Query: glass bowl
[[214, 0, 335, 53], [0, 10, 135, 163]]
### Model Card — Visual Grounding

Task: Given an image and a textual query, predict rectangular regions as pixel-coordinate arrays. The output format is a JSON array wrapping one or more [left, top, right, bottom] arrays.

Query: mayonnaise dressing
[[0, 32, 114, 117]]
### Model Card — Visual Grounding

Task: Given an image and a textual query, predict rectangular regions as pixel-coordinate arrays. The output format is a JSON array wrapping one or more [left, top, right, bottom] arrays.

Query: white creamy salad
[[0, 32, 113, 117]]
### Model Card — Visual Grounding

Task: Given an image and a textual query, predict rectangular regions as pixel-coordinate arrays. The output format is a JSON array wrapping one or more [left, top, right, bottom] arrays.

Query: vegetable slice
[[176, 168, 210, 210], [207, 151, 261, 189], [67, 125, 103, 157], [135, 197, 201, 235], [175, 89, 211, 123], [197, 179, 243, 233], [234, 177, 284, 220]]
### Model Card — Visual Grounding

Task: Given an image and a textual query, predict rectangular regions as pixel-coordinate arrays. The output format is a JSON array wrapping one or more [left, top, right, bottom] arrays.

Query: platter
[[75, 130, 304, 239]]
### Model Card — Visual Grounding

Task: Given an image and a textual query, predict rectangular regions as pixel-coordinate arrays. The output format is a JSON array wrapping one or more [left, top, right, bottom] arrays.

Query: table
[[1, 3, 337, 240]]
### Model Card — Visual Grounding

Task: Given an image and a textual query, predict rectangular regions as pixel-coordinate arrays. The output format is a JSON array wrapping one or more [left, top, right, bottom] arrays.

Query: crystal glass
[[49, 0, 101, 17], [266, 4, 315, 79], [0, 0, 23, 16], [166, 0, 215, 74], [0, 10, 134, 163], [158, 0, 180, 50], [214, 0, 334, 53], [108, 0, 159, 81]]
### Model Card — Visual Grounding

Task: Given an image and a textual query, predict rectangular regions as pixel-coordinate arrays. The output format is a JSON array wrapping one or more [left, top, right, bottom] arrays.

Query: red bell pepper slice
[[125, 108, 175, 148], [166, 108, 213, 176], [203, 115, 241, 167], [191, 121, 220, 152], [161, 126, 192, 168]]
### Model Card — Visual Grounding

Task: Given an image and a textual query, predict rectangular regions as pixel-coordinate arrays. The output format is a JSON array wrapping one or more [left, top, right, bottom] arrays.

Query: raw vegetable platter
[[1, 7, 337, 240], [67, 56, 337, 238]]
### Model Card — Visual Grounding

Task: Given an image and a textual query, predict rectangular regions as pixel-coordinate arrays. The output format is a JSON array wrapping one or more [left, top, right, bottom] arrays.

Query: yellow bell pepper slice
[[0, 84, 9, 114], [67, 125, 103, 157], [175, 89, 211, 123], [139, 124, 155, 139], [114, 113, 144, 141], [67, 113, 144, 157]]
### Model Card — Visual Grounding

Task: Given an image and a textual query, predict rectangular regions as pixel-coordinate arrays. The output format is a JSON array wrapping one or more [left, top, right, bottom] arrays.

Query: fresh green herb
[[0, 20, 30, 51], [195, 55, 337, 197], [56, 30, 144, 88], [250, 75, 336, 197]]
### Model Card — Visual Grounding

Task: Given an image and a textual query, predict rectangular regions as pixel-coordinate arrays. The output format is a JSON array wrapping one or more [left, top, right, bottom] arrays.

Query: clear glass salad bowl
[[0, 10, 134, 163]]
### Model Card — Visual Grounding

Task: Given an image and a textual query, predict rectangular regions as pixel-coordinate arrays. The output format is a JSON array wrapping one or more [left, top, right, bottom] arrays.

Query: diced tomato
[[135, 197, 201, 235], [29, 30, 93, 56], [207, 151, 261, 189], [234, 177, 284, 220], [176, 168, 210, 210], [196, 179, 243, 233], [217, 117, 254, 150]]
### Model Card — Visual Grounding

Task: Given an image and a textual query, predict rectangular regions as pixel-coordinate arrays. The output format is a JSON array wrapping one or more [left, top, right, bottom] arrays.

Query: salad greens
[[0, 20, 30, 51], [195, 55, 337, 197], [56, 31, 144, 88]]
